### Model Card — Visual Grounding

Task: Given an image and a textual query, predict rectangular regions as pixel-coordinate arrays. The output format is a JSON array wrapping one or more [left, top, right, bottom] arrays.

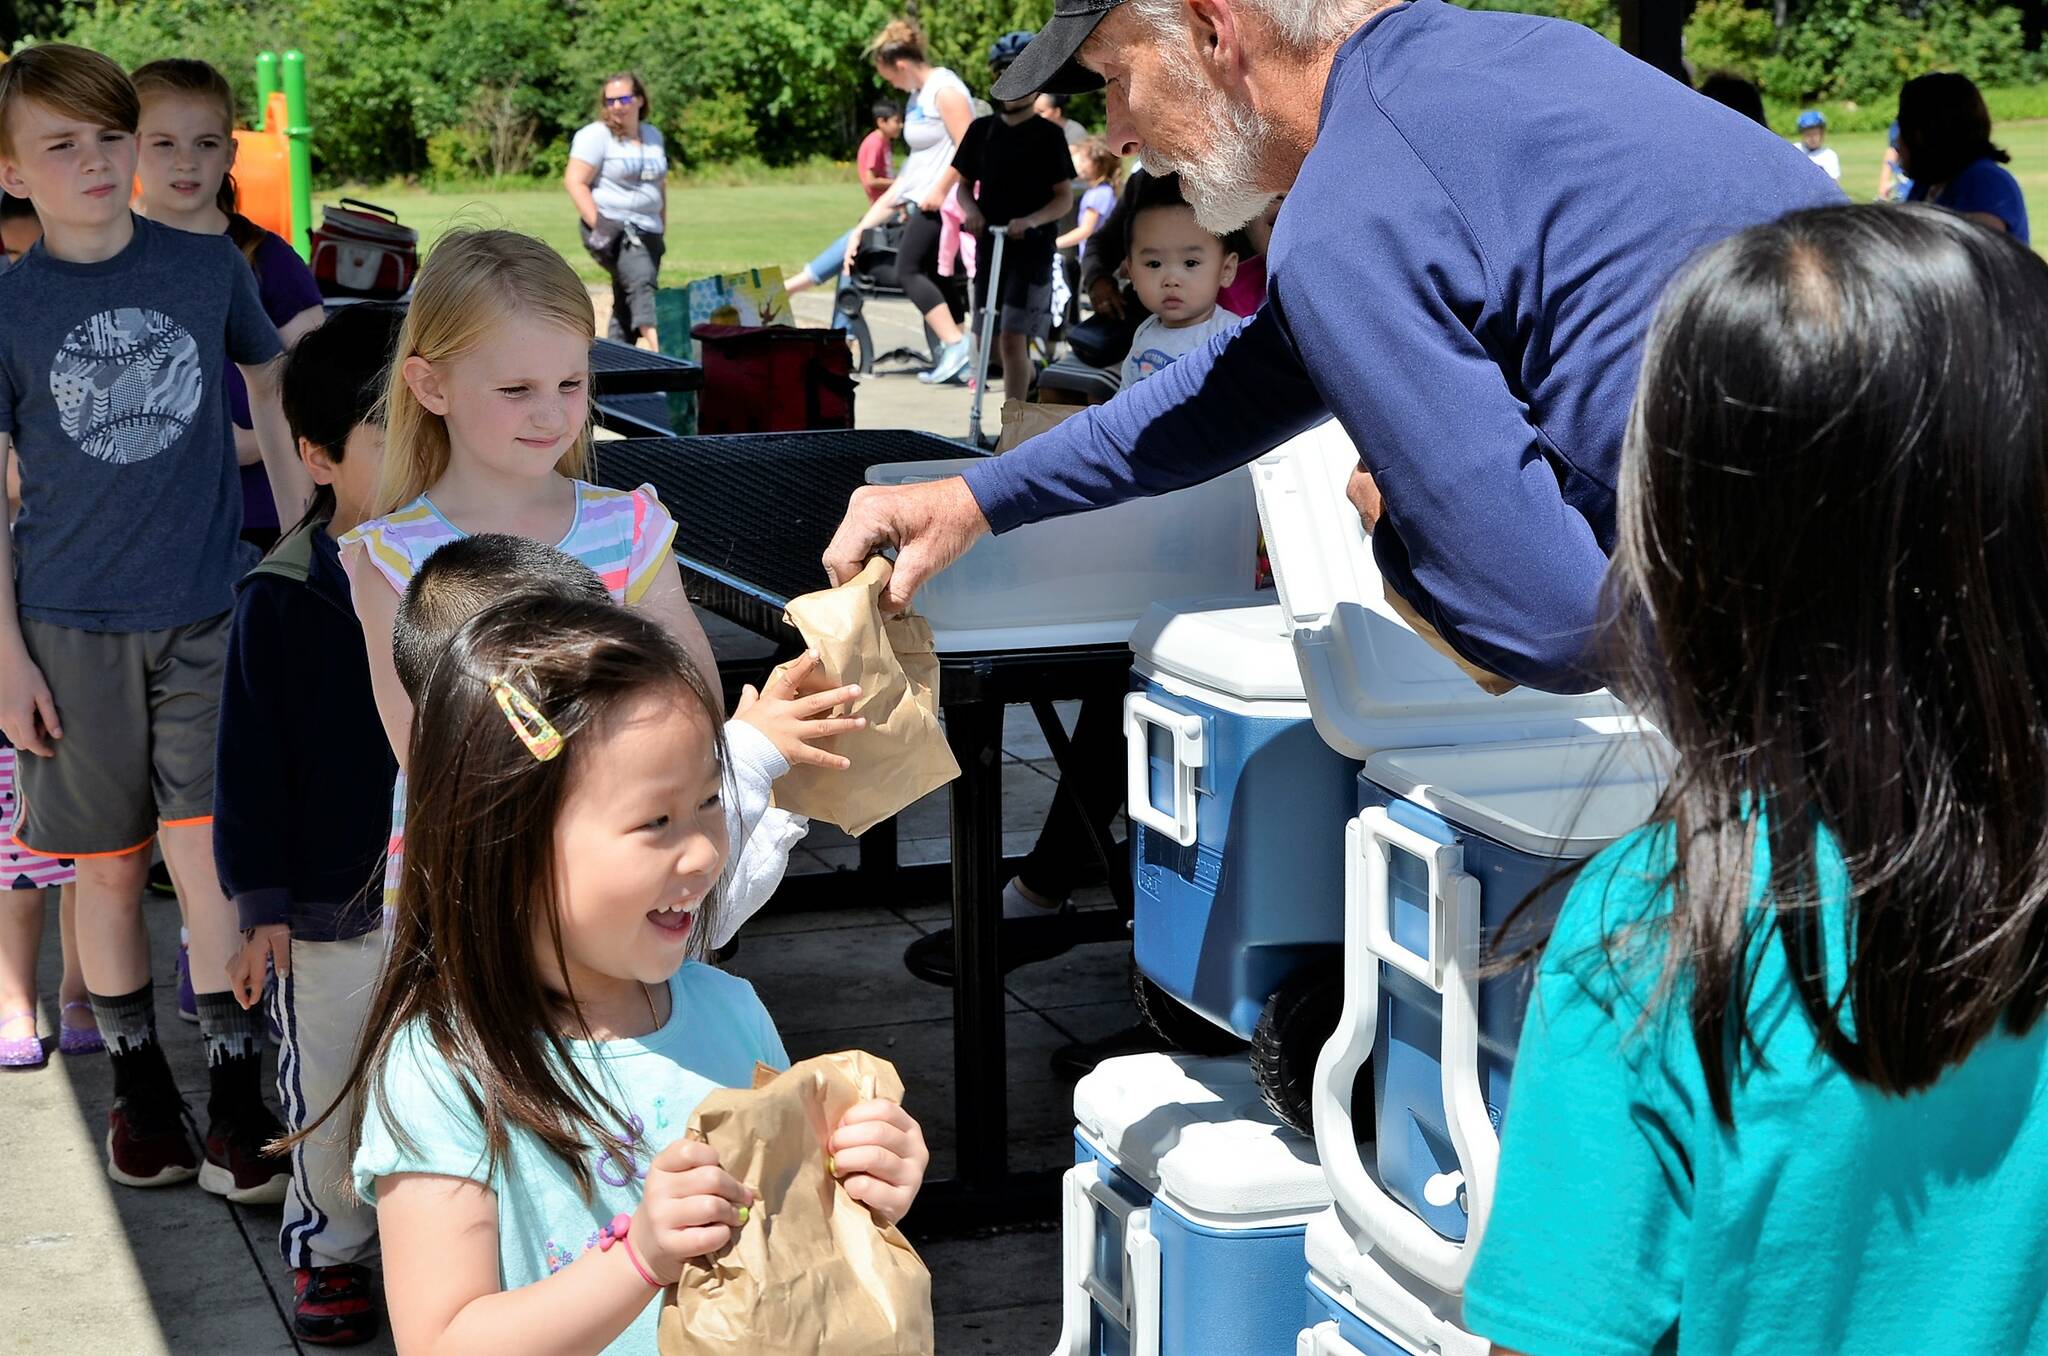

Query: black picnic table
[[589, 432, 1132, 1233]]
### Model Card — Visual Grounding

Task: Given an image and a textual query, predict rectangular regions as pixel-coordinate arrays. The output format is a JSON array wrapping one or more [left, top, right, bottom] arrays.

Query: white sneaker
[[919, 337, 974, 385]]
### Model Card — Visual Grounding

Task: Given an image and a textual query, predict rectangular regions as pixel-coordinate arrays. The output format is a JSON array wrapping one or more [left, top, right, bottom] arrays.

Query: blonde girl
[[338, 229, 844, 924]]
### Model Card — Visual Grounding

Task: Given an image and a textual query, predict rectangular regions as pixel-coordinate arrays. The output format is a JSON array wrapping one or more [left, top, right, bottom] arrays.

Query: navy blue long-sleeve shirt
[[214, 515, 396, 942], [961, 0, 1842, 692]]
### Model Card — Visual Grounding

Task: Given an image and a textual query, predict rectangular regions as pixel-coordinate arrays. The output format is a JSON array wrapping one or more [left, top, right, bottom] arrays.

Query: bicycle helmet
[[989, 30, 1036, 71]]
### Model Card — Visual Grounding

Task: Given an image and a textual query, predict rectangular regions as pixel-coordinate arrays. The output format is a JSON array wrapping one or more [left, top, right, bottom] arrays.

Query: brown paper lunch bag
[[765, 557, 960, 836], [657, 1051, 934, 1356]]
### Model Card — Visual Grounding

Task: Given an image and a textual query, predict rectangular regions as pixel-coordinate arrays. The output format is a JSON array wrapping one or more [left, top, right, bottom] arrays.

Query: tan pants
[[273, 929, 386, 1270]]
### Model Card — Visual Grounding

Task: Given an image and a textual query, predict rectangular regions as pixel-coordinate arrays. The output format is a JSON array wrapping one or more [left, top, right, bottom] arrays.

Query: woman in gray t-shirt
[[565, 72, 670, 347]]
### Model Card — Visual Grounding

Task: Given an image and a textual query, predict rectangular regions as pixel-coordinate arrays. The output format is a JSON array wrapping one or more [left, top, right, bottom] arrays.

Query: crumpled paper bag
[[658, 1052, 934, 1356], [994, 399, 1087, 453], [766, 558, 960, 836]]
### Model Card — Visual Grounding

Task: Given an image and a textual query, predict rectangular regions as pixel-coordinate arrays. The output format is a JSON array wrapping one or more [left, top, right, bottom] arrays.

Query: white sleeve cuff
[[722, 718, 791, 788]]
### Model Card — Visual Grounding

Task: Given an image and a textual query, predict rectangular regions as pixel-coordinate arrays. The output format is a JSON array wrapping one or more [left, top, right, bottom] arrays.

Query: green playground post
[[282, 51, 313, 262], [254, 51, 278, 130]]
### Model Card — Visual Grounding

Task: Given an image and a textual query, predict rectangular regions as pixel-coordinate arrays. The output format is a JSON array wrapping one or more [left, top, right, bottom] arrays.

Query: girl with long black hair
[[1467, 204, 2048, 1354]]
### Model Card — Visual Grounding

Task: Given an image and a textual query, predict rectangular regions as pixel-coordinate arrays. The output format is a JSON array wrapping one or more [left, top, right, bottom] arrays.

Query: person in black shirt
[[937, 32, 1075, 401]]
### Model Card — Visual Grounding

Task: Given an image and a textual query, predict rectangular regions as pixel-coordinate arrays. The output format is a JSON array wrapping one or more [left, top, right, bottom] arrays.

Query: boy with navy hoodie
[[212, 302, 406, 1349]]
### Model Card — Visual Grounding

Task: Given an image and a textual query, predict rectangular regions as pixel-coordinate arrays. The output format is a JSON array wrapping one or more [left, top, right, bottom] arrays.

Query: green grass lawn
[[312, 180, 868, 287], [319, 117, 2046, 292]]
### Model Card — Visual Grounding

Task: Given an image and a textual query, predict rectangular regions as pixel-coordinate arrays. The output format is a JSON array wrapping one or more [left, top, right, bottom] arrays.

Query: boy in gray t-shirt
[[0, 44, 307, 1200]]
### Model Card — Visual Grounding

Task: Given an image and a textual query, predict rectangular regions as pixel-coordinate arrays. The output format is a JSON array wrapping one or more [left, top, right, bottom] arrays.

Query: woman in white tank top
[[838, 17, 979, 383]]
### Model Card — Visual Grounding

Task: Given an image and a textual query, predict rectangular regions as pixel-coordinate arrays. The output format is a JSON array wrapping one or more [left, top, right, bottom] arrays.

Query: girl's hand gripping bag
[[656, 1051, 934, 1356]]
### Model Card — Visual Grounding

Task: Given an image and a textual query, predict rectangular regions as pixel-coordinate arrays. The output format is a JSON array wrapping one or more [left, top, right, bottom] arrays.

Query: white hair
[[1123, 0, 1367, 231], [1129, 0, 1381, 50]]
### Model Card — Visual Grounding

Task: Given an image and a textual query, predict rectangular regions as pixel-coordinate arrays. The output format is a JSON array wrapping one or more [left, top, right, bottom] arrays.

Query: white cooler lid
[[1074, 1053, 1330, 1221], [1251, 421, 1633, 756], [1129, 596, 1304, 701], [1363, 732, 1670, 858]]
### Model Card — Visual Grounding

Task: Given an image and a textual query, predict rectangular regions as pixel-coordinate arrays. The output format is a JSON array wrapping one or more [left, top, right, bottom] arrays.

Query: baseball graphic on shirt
[[48, 308, 204, 464]]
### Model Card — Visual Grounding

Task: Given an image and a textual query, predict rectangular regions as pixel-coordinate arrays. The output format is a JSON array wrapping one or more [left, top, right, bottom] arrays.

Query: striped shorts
[[0, 744, 75, 890]]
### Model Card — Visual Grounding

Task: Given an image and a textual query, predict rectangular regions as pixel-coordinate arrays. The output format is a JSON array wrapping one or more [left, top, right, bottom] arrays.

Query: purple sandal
[[0, 1010, 45, 1068], [58, 1001, 103, 1057]]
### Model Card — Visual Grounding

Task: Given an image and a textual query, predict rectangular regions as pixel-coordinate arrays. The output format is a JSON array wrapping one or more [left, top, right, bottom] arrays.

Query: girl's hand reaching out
[[631, 1138, 755, 1284], [734, 650, 866, 771], [829, 1099, 929, 1225]]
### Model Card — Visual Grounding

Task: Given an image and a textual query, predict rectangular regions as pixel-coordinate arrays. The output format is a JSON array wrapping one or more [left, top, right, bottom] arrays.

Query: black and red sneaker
[[104, 1091, 200, 1188], [199, 1107, 290, 1205], [293, 1264, 380, 1347]]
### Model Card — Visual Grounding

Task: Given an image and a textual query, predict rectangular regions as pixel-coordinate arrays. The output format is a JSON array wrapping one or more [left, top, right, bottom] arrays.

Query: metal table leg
[[946, 694, 1008, 1188]]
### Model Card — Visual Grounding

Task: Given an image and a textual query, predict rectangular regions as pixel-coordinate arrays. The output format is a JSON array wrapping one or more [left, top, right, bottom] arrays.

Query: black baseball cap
[[990, 0, 1124, 100]]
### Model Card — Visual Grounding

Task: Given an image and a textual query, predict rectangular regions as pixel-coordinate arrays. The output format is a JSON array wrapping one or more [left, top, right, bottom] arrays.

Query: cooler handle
[[1051, 1164, 1096, 1356], [1127, 1208, 1162, 1356], [336, 196, 401, 223], [1066, 1162, 1148, 1346], [1313, 806, 1496, 1296], [1123, 693, 1206, 848]]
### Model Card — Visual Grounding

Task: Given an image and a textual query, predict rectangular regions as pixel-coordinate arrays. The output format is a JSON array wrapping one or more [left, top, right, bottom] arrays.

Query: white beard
[[1145, 61, 1279, 233]]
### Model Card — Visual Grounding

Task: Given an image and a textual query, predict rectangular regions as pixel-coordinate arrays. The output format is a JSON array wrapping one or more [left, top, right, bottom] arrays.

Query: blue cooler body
[[1311, 733, 1667, 1303], [1056, 1053, 1332, 1356], [1125, 599, 1360, 1037]]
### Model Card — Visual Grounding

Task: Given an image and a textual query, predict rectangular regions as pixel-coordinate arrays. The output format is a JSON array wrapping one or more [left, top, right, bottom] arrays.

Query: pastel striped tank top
[[340, 479, 678, 606], [339, 478, 681, 910]]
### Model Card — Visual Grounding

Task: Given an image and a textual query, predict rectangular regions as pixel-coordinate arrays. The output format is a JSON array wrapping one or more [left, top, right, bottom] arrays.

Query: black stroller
[[831, 218, 968, 376]]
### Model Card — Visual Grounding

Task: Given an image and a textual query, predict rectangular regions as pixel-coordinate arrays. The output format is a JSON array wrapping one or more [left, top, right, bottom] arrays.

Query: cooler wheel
[[1130, 967, 1246, 1057], [1251, 962, 1357, 1136]]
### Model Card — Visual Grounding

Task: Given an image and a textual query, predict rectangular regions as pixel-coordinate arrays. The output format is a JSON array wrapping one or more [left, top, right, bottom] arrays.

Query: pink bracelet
[[597, 1212, 661, 1288]]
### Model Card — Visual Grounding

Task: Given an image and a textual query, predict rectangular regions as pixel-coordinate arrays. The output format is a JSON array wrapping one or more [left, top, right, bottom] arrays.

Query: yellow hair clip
[[490, 677, 565, 762]]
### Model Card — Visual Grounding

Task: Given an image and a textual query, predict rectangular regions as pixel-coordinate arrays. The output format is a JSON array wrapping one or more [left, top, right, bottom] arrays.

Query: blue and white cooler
[[1055, 1053, 1332, 1356], [1303, 735, 1667, 1352], [1124, 596, 1361, 1091], [1125, 423, 1636, 1127], [1239, 422, 1666, 1351]]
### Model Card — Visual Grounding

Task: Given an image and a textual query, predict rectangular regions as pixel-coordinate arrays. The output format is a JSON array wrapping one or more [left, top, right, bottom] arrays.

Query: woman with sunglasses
[[566, 73, 669, 349]]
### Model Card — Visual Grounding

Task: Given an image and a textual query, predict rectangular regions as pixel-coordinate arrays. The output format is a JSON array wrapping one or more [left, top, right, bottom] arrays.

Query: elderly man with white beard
[[825, 0, 1842, 693]]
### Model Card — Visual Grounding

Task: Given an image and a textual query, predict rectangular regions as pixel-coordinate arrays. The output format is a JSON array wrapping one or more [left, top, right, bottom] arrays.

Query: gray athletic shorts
[[14, 611, 229, 857]]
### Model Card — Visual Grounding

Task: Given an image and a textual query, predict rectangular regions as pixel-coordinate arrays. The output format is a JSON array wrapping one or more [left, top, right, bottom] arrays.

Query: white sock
[[1001, 880, 1063, 919]]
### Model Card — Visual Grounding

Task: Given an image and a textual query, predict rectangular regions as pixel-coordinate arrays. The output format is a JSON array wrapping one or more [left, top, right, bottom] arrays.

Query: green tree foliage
[[1, 0, 67, 46], [32, 0, 2043, 183], [1689, 0, 2037, 105]]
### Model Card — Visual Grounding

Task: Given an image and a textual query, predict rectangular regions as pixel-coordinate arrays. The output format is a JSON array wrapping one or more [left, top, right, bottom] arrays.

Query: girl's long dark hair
[[1606, 204, 2048, 1122], [292, 595, 728, 1195]]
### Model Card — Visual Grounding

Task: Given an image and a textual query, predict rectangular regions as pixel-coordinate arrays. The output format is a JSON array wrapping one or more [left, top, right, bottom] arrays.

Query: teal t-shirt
[[353, 963, 789, 1356], [1465, 825, 2048, 1356]]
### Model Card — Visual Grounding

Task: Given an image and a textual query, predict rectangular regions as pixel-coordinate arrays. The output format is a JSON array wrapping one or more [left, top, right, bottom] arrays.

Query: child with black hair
[[212, 301, 406, 1347], [391, 534, 610, 699], [391, 534, 839, 951], [1467, 206, 2048, 1353], [1120, 173, 1242, 386], [301, 595, 926, 1356]]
